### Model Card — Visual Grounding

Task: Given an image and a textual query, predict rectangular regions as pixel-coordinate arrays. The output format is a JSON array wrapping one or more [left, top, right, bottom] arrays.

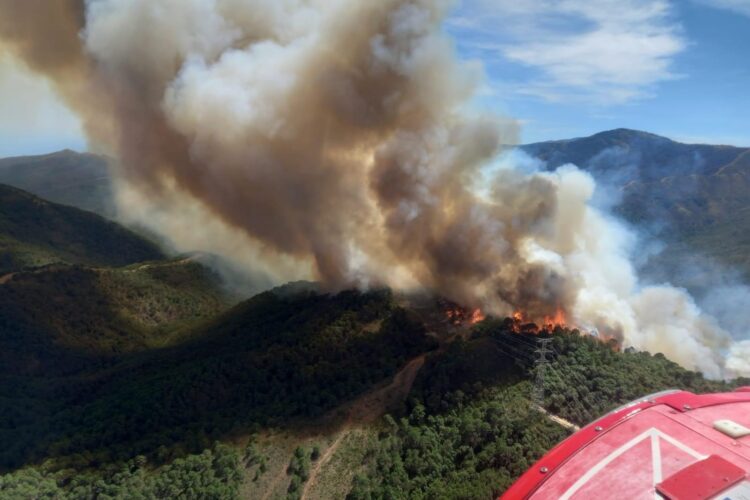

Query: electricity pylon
[[532, 338, 553, 411]]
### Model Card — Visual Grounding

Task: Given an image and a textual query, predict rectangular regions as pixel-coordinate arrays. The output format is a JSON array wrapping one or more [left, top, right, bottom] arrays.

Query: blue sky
[[0, 0, 748, 157], [447, 0, 750, 145]]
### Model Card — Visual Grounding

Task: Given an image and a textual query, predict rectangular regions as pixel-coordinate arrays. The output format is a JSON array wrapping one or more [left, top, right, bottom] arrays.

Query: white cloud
[[449, 0, 686, 104], [694, 0, 750, 17]]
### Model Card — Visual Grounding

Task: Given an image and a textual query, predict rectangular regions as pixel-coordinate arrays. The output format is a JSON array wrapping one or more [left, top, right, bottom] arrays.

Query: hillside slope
[[522, 129, 750, 274], [0, 259, 231, 377], [0, 150, 114, 217], [0, 183, 235, 376], [347, 320, 746, 499], [0, 288, 436, 473], [2, 308, 746, 499], [0, 183, 163, 274]]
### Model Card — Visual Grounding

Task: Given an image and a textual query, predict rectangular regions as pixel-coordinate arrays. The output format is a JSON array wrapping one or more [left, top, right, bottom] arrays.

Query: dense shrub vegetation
[[349, 384, 568, 499], [0, 443, 241, 499], [1, 289, 436, 478], [0, 261, 229, 375], [3, 306, 747, 498], [537, 330, 739, 425], [348, 319, 749, 499]]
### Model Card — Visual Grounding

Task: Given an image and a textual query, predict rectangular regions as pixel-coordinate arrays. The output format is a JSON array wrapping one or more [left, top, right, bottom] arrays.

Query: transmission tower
[[531, 338, 553, 411]]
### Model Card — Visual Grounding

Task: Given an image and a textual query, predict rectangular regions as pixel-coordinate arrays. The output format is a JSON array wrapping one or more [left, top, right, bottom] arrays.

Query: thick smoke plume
[[1, 0, 747, 378]]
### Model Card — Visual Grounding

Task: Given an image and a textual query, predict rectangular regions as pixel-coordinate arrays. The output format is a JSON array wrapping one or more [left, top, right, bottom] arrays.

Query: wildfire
[[441, 300, 566, 330], [542, 308, 567, 329], [440, 300, 485, 326], [469, 308, 485, 325], [510, 307, 568, 334], [444, 306, 463, 326]]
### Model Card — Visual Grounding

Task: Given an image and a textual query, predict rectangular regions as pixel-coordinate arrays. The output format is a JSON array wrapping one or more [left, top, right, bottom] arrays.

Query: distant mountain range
[[522, 129, 750, 227], [0, 149, 115, 218], [0, 183, 162, 274], [522, 128, 748, 182], [3, 129, 747, 276], [522, 129, 750, 275]]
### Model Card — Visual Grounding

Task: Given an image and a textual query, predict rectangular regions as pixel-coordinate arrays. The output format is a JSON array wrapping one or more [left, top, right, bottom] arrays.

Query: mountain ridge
[[518, 128, 750, 277], [4, 128, 750, 278], [0, 149, 115, 218], [523, 127, 748, 150], [521, 128, 749, 180], [0, 183, 163, 274]]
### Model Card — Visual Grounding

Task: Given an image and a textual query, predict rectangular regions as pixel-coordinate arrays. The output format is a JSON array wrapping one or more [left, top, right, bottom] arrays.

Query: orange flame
[[469, 308, 485, 325], [441, 301, 485, 326], [542, 308, 567, 329], [444, 306, 463, 326], [510, 307, 568, 334]]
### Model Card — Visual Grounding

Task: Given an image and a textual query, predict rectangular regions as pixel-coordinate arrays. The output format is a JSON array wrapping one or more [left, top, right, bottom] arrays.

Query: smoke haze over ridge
[[0, 0, 747, 378]]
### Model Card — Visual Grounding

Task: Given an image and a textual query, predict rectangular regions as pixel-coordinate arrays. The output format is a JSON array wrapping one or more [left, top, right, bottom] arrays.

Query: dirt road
[[300, 354, 427, 500], [534, 405, 580, 432]]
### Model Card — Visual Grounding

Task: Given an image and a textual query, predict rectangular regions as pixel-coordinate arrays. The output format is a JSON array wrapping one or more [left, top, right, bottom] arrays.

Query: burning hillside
[[512, 309, 568, 332], [439, 299, 485, 327], [1, 0, 747, 378]]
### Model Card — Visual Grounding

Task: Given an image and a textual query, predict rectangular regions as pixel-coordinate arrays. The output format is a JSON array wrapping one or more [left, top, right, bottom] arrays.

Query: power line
[[531, 338, 553, 411], [501, 334, 541, 353], [491, 341, 535, 363]]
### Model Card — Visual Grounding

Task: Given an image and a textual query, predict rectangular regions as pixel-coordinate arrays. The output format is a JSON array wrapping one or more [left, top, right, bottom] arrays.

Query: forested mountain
[[521, 129, 750, 274], [522, 129, 747, 182], [0, 260, 231, 377], [0, 183, 162, 274], [3, 302, 744, 499], [1, 286, 436, 496], [1, 143, 750, 499], [0, 150, 114, 218], [3, 131, 748, 273], [347, 321, 744, 499]]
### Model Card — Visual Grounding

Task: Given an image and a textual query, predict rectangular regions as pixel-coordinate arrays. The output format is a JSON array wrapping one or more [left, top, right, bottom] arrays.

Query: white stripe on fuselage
[[559, 428, 706, 500]]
